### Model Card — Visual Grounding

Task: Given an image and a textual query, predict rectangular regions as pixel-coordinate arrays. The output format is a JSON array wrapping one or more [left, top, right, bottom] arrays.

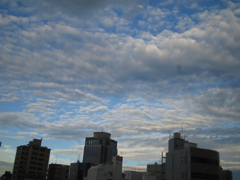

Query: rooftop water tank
[[173, 132, 181, 139]]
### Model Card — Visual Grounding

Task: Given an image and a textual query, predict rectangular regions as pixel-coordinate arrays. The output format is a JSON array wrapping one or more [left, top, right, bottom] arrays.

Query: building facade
[[142, 163, 165, 180], [221, 169, 232, 180], [47, 164, 69, 180], [68, 161, 92, 180], [124, 171, 149, 180], [83, 132, 117, 165], [166, 132, 220, 180], [11, 139, 50, 180], [87, 155, 123, 180]]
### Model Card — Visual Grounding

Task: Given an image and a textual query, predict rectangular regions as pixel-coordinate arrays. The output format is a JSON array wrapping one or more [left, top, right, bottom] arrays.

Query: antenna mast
[[169, 130, 171, 140]]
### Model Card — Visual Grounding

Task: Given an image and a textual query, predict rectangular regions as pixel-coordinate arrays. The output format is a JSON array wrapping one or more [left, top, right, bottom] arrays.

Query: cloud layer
[[0, 0, 240, 178]]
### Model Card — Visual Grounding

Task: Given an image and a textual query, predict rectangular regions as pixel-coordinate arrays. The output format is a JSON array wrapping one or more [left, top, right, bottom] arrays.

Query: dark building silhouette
[[0, 171, 12, 180], [68, 161, 92, 180], [83, 132, 117, 165], [221, 169, 232, 180], [11, 139, 50, 180], [47, 164, 69, 180]]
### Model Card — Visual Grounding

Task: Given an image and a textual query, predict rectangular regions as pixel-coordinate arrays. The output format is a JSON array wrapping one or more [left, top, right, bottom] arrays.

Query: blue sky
[[0, 0, 240, 179]]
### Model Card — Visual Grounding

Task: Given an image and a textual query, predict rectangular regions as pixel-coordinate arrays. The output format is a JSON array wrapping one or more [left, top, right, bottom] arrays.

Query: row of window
[[32, 152, 46, 156], [29, 166, 43, 171], [191, 172, 219, 180], [191, 156, 219, 166], [30, 162, 44, 166], [87, 139, 100, 145], [181, 156, 219, 166]]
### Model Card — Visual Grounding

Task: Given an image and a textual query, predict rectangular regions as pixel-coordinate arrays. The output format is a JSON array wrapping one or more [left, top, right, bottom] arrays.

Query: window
[[191, 156, 218, 166]]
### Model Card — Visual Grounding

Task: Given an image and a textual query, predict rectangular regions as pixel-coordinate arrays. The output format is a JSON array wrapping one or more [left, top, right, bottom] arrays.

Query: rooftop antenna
[[55, 154, 58, 164], [77, 154, 81, 162], [169, 130, 171, 140], [182, 125, 184, 139]]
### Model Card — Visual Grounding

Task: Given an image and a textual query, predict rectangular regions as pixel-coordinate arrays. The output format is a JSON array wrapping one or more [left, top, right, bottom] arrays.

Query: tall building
[[166, 132, 220, 180], [83, 132, 117, 165], [11, 139, 51, 180], [47, 164, 69, 180]]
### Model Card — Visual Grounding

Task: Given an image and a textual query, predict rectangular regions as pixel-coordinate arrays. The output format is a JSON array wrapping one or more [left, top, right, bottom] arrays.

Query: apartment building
[[11, 139, 50, 180]]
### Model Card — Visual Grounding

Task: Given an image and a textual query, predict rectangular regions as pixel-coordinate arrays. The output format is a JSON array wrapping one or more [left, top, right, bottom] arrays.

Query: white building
[[87, 155, 123, 180], [166, 132, 220, 180]]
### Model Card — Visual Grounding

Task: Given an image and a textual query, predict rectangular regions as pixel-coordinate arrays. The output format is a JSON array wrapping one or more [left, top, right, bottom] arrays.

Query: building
[[11, 139, 51, 180], [124, 171, 149, 180], [0, 171, 12, 180], [221, 169, 232, 180], [47, 164, 69, 180], [87, 155, 123, 180], [166, 132, 220, 180], [68, 161, 92, 180], [142, 162, 165, 180], [83, 132, 117, 165]]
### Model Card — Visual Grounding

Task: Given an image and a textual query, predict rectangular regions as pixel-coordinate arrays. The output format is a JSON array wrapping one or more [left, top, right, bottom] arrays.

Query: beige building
[[87, 156, 123, 180], [11, 139, 51, 180]]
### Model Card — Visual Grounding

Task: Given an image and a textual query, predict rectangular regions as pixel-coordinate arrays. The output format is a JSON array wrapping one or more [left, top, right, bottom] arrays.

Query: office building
[[47, 164, 69, 180], [11, 139, 51, 180], [166, 132, 220, 180], [83, 132, 117, 165]]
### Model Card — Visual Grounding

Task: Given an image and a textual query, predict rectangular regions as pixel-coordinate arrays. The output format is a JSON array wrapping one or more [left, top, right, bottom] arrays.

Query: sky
[[0, 0, 240, 178]]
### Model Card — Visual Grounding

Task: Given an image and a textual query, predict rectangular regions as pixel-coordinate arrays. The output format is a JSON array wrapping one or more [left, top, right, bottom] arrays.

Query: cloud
[[0, 161, 13, 176], [0, 93, 22, 102], [1, 5, 240, 100], [0, 112, 43, 129], [0, 145, 16, 163], [0, 1, 240, 178], [41, 0, 147, 20]]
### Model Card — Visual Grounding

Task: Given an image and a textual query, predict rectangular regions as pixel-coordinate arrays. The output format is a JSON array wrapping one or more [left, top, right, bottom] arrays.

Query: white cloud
[[0, 145, 15, 162], [0, 1, 240, 178]]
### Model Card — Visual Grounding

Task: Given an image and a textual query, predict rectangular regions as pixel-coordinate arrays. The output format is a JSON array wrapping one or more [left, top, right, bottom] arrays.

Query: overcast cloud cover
[[0, 0, 240, 178]]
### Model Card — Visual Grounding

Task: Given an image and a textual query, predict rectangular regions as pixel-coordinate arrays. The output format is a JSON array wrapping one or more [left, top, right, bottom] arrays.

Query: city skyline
[[0, 132, 234, 180], [0, 0, 240, 180]]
